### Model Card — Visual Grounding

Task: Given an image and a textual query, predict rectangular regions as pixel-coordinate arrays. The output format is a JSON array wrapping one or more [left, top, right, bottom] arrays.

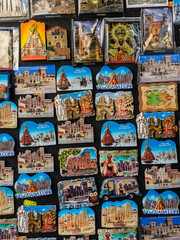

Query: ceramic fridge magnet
[[142, 7, 174, 53], [136, 112, 178, 139], [15, 173, 52, 199], [58, 207, 95, 235], [138, 83, 178, 113], [0, 73, 11, 100], [174, 0, 180, 24], [54, 91, 94, 121], [95, 91, 134, 121], [101, 121, 137, 147], [21, 20, 46, 61], [142, 190, 179, 215], [59, 147, 98, 177], [96, 66, 133, 90], [18, 94, 54, 118], [72, 19, 104, 64], [140, 215, 180, 239], [58, 118, 94, 145], [98, 229, 137, 240], [0, 133, 15, 157], [127, 0, 168, 8], [0, 161, 13, 186], [0, 101, 17, 129], [101, 200, 138, 229], [138, 53, 180, 84], [104, 18, 140, 64], [0, 187, 14, 215], [99, 150, 139, 177], [145, 164, 180, 190], [18, 147, 54, 174], [100, 177, 140, 201], [57, 66, 93, 92], [19, 121, 56, 147], [17, 205, 56, 233], [15, 65, 56, 95], [0, 219, 18, 240], [141, 139, 177, 165], [23, 200, 37, 207]]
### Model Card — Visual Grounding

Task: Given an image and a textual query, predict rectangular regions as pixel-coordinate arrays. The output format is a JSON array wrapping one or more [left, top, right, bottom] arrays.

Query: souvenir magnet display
[[0, 219, 18, 240], [100, 177, 140, 201], [15, 65, 56, 95], [58, 207, 95, 235], [59, 147, 98, 177], [0, 187, 14, 215], [101, 121, 137, 147], [138, 53, 180, 83], [73, 20, 104, 64], [18, 94, 54, 118], [95, 91, 134, 121], [19, 121, 56, 147], [21, 20, 46, 61], [142, 190, 179, 215], [57, 66, 93, 92], [54, 91, 94, 121], [46, 26, 70, 61], [18, 147, 54, 174], [0, 133, 15, 157], [96, 66, 133, 90], [0, 73, 11, 100], [142, 7, 174, 53], [99, 150, 139, 177], [0, 161, 13, 186], [145, 164, 180, 190], [101, 200, 138, 229], [98, 229, 137, 240], [0, 101, 17, 129], [140, 215, 180, 239], [138, 83, 178, 112], [141, 139, 177, 165], [17, 205, 56, 233], [174, 0, 180, 24], [136, 112, 178, 139], [58, 118, 94, 145], [127, 0, 168, 8]]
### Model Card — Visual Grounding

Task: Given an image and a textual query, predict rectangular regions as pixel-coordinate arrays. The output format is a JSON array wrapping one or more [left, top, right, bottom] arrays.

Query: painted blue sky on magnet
[[58, 207, 95, 218], [15, 65, 56, 75], [102, 200, 138, 211], [143, 190, 179, 203], [57, 66, 92, 81], [141, 215, 180, 226], [96, 66, 133, 79]]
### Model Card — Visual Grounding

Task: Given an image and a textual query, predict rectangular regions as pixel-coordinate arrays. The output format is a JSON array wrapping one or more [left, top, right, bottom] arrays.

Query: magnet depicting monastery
[[126, 0, 168, 8], [0, 161, 13, 186], [0, 101, 17, 129], [98, 229, 137, 240], [0, 187, 14, 215], [0, 133, 15, 157], [0, 219, 18, 240]]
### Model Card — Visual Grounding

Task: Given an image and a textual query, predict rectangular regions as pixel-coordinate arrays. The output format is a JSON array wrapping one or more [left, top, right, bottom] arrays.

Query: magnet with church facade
[[0, 101, 17, 129], [0, 160, 13, 186], [0, 187, 14, 215], [0, 133, 15, 157]]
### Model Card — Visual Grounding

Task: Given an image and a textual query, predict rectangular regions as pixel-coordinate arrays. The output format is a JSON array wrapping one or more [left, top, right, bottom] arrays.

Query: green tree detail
[[59, 149, 81, 169]]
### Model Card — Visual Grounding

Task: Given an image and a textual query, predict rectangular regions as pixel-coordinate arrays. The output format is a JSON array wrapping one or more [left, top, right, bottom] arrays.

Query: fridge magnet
[[145, 164, 180, 190], [100, 177, 140, 201], [57, 66, 93, 92], [0, 219, 18, 240], [21, 20, 46, 61], [138, 83, 178, 113], [96, 66, 133, 90], [0, 187, 14, 215], [101, 121, 137, 147], [18, 147, 54, 174], [59, 147, 97, 177], [63, 237, 90, 240], [18, 93, 54, 118], [30, 0, 75, 17], [101, 200, 138, 229], [18, 238, 57, 240], [142, 7, 174, 53], [174, 0, 180, 24], [142, 190, 179, 215], [0, 133, 15, 157], [58, 177, 99, 209], [105, 18, 140, 64], [79, 0, 123, 14], [0, 101, 17, 129], [46, 26, 70, 61], [54, 91, 94, 121], [136, 112, 178, 139], [95, 91, 134, 121], [99, 150, 139, 177], [58, 118, 94, 145], [138, 53, 180, 84], [23, 200, 37, 206], [15, 173, 52, 199], [141, 139, 177, 165], [58, 207, 95, 235], [0, 161, 13, 186], [0, 73, 11, 100], [98, 229, 137, 240], [140, 215, 180, 239], [17, 205, 56, 233], [19, 121, 56, 147], [73, 20, 103, 64], [127, 0, 168, 8], [15, 65, 56, 95]]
